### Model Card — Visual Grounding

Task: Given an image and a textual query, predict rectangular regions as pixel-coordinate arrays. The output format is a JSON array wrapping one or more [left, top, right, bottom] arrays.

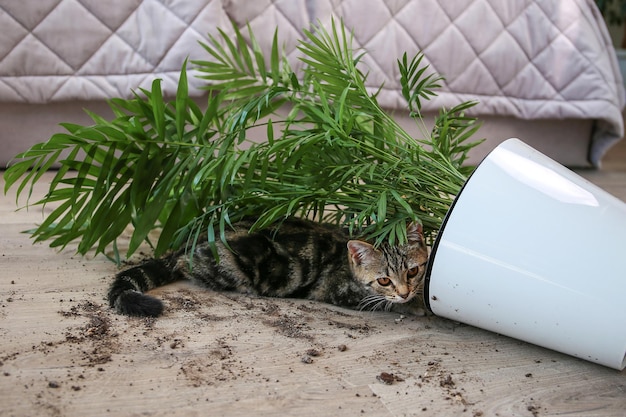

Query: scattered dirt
[[84, 314, 110, 339], [327, 319, 372, 335], [376, 372, 404, 385], [59, 300, 101, 317], [300, 348, 322, 364], [163, 291, 204, 311], [263, 315, 314, 339], [261, 302, 281, 316], [305, 348, 321, 357], [0, 279, 575, 417], [60, 302, 118, 366], [528, 403, 541, 417], [141, 315, 158, 329], [440, 374, 455, 388]]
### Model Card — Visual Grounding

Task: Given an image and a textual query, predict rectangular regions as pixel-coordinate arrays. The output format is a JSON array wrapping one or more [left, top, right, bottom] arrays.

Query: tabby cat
[[107, 218, 429, 317]]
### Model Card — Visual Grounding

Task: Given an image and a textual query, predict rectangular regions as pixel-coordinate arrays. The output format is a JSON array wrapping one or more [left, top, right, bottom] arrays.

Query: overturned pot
[[425, 138, 626, 370]]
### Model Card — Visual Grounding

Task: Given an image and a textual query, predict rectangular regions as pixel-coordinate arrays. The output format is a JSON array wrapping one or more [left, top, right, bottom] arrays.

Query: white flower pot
[[425, 138, 626, 370]]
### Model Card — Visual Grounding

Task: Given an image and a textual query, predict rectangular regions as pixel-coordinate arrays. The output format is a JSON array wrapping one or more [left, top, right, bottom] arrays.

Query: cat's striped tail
[[107, 258, 175, 317]]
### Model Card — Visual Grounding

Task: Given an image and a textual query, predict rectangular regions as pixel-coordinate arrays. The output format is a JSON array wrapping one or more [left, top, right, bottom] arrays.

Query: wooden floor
[[2, 140, 626, 417]]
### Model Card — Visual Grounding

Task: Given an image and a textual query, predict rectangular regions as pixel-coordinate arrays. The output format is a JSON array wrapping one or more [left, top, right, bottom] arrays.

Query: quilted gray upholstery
[[0, 0, 230, 101], [0, 0, 624, 165]]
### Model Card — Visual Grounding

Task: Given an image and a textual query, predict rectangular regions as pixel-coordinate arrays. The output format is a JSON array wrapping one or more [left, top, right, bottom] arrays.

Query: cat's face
[[347, 223, 428, 310]]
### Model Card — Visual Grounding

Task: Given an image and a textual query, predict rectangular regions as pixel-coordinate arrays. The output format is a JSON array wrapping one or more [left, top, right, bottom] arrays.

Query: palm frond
[[3, 19, 483, 262]]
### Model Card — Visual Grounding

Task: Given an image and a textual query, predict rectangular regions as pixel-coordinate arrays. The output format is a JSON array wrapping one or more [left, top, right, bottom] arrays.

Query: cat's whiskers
[[358, 294, 393, 312], [357, 295, 378, 311]]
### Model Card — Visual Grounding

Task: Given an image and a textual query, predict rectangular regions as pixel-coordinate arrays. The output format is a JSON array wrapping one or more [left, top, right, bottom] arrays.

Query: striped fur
[[107, 218, 428, 317]]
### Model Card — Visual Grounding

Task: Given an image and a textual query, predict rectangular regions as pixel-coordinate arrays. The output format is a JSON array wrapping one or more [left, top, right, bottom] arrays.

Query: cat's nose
[[398, 292, 410, 299]]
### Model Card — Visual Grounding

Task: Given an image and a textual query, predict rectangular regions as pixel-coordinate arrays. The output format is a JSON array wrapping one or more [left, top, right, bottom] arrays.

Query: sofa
[[1, 0, 623, 168]]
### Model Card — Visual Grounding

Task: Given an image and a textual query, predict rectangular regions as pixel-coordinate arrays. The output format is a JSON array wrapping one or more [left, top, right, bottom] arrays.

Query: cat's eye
[[407, 266, 419, 278], [377, 277, 392, 286]]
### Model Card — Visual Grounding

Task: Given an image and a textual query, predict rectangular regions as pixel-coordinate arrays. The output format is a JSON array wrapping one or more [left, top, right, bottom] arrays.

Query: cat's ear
[[406, 222, 424, 244], [347, 240, 376, 266]]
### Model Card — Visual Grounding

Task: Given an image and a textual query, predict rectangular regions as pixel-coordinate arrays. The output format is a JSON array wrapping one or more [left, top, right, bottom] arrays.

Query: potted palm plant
[[5, 20, 625, 370]]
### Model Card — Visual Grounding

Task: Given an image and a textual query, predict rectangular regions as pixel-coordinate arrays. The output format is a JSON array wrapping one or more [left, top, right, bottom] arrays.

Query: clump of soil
[[527, 403, 541, 416], [440, 374, 455, 388], [84, 314, 110, 339], [305, 348, 321, 357], [376, 372, 404, 385], [301, 348, 322, 364]]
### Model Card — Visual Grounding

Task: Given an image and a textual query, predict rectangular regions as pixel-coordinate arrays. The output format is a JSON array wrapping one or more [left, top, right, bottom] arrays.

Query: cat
[[107, 217, 429, 317]]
